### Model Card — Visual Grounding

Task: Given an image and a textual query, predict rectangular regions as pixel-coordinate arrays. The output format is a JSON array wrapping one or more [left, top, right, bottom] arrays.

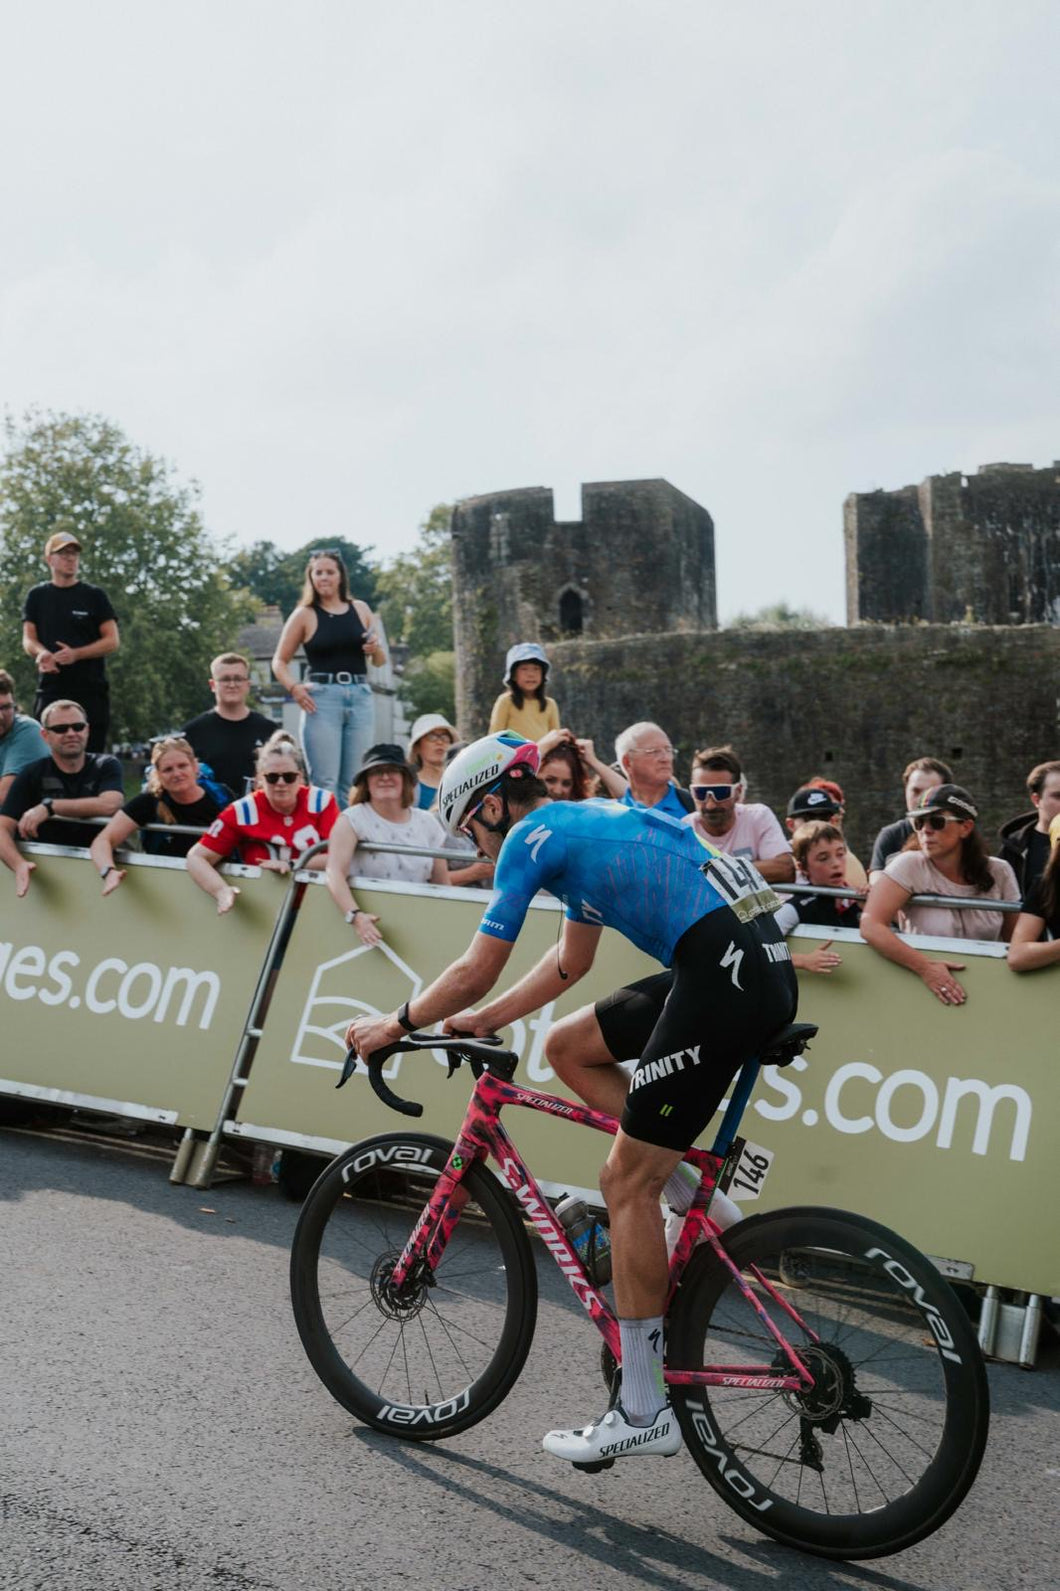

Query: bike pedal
[[572, 1458, 615, 1474]]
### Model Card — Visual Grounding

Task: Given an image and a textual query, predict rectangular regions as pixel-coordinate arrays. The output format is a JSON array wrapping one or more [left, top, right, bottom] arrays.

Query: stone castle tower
[[451, 478, 715, 732], [845, 461, 1060, 625]]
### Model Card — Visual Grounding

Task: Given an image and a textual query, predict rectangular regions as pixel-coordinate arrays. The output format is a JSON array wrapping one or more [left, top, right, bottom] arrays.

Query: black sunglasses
[[47, 720, 87, 733], [911, 811, 967, 831], [263, 770, 300, 785]]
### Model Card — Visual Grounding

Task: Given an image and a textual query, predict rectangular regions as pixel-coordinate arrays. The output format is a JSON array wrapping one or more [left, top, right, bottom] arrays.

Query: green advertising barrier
[[0, 846, 283, 1129], [238, 883, 1058, 1297], [235, 873, 655, 1184]]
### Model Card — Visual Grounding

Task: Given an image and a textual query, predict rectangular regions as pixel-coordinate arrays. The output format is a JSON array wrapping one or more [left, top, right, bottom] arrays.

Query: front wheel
[[290, 1132, 537, 1439], [668, 1207, 989, 1560]]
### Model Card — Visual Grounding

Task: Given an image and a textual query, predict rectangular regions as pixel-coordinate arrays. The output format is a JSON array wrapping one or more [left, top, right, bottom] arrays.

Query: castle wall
[[452, 478, 715, 731], [844, 486, 927, 623], [546, 624, 1060, 858], [847, 460, 1060, 625]]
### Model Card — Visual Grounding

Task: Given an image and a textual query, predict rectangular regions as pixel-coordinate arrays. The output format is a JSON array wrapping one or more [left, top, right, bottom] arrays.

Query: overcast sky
[[2, 1, 1057, 622]]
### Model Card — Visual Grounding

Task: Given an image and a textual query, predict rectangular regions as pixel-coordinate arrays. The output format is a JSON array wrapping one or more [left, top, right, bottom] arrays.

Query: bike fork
[[389, 1141, 482, 1289]]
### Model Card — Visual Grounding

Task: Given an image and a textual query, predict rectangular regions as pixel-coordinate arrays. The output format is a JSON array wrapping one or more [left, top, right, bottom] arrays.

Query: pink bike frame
[[389, 1068, 816, 1394]]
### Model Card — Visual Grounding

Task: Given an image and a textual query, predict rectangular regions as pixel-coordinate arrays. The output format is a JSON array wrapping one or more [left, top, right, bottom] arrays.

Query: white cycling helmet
[[437, 732, 541, 836]]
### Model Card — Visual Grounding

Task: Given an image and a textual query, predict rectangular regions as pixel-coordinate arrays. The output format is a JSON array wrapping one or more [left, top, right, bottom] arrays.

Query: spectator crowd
[[2, 535, 1059, 999]]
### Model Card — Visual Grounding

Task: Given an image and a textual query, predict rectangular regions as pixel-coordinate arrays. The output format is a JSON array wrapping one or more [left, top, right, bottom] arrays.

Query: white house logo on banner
[[289, 941, 424, 1078]]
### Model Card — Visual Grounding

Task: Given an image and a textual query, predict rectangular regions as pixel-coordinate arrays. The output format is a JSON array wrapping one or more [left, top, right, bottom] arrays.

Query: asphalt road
[[1, 1124, 1057, 1591]]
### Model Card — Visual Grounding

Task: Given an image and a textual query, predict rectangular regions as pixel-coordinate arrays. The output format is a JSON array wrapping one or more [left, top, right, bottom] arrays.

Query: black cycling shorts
[[595, 909, 798, 1152]]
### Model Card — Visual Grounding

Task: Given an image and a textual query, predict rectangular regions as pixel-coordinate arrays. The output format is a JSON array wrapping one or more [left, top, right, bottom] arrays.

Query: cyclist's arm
[[347, 929, 515, 1059], [460, 919, 603, 1033]]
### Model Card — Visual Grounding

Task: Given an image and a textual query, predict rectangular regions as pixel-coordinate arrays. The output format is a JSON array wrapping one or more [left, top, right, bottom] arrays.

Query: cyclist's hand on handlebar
[[345, 1012, 400, 1061], [442, 1009, 496, 1038], [920, 959, 967, 1007]]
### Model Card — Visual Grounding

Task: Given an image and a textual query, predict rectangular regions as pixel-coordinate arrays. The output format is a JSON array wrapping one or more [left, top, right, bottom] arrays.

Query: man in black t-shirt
[[999, 760, 1060, 902], [868, 756, 952, 881], [0, 699, 123, 895], [183, 652, 277, 796], [22, 532, 120, 754]]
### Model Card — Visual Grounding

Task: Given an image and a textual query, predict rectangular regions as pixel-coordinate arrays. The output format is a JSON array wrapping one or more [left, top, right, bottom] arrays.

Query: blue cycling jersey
[[478, 799, 779, 966]]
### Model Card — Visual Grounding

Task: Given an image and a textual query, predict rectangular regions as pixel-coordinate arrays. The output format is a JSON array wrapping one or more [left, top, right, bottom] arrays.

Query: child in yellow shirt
[[489, 642, 561, 741]]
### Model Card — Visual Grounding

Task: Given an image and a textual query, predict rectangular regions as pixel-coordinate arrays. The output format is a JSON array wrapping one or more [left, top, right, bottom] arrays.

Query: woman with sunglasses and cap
[[407, 712, 456, 810], [860, 784, 1019, 1004], [325, 743, 449, 945], [187, 732, 338, 914]]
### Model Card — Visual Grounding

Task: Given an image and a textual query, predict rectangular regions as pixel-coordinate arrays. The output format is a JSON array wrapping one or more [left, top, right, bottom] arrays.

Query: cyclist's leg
[[545, 970, 671, 1115]]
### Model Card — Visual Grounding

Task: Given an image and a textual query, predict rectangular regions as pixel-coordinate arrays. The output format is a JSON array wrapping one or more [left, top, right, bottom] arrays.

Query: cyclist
[[346, 731, 797, 1466]]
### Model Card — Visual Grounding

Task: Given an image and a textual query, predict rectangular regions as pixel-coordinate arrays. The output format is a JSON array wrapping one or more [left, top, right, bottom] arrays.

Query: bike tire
[[667, 1206, 989, 1560], [290, 1131, 537, 1439]]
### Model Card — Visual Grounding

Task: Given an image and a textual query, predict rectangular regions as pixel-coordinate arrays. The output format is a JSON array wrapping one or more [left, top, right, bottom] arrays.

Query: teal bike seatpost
[[710, 1057, 761, 1159]]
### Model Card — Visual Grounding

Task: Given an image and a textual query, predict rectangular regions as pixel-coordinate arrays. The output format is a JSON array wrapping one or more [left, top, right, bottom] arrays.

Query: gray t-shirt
[[0, 714, 47, 780]]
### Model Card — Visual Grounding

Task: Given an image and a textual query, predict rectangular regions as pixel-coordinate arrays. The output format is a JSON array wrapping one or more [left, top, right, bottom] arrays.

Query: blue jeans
[[299, 680, 376, 801]]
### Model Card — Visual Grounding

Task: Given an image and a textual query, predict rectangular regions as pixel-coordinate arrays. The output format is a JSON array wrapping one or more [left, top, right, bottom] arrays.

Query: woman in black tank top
[[272, 550, 387, 800]]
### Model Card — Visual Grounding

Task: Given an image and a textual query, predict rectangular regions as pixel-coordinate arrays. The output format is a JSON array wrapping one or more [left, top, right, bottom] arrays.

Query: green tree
[[0, 410, 254, 741], [375, 504, 453, 657], [726, 602, 833, 631], [399, 650, 456, 724], [227, 536, 378, 617]]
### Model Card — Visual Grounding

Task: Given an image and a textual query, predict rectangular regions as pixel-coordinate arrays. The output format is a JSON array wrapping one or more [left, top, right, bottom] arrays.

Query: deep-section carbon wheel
[[667, 1207, 989, 1560], [290, 1133, 537, 1438]]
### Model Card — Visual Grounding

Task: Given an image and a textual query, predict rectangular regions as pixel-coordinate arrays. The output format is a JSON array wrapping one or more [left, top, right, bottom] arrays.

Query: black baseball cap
[[787, 785, 841, 820], [908, 783, 978, 822]]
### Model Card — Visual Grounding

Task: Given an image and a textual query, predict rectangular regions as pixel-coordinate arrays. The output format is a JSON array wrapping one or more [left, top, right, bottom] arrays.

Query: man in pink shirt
[[687, 744, 795, 884]]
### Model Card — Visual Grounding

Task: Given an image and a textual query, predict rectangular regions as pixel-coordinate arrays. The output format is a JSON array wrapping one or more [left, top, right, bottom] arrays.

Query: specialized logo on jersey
[[523, 823, 552, 862]]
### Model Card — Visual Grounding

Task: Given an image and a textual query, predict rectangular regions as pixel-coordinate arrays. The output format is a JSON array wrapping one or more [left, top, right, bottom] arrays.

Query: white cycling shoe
[[543, 1401, 683, 1467], [664, 1189, 742, 1260]]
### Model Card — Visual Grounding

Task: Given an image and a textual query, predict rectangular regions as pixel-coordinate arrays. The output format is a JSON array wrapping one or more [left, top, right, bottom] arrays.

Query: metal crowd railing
[[29, 814, 1024, 910]]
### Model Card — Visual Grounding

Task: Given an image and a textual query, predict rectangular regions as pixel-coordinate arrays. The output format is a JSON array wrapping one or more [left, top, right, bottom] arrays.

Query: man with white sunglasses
[[688, 744, 794, 884]]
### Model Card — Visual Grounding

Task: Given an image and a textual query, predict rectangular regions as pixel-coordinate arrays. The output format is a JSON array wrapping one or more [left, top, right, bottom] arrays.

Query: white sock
[[662, 1161, 699, 1214], [619, 1315, 666, 1425]]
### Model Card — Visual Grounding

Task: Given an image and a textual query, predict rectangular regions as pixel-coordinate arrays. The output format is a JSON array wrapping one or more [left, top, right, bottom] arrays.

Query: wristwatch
[[344, 907, 361, 925], [396, 1000, 419, 1033], [41, 797, 54, 813]]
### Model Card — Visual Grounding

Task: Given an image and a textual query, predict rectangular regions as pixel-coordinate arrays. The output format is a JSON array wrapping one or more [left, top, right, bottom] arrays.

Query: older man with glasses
[[183, 652, 278, 797], [0, 698, 124, 895], [614, 721, 696, 819]]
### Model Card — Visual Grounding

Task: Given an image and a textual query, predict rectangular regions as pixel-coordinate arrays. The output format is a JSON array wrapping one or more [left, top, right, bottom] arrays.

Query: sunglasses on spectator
[[213, 673, 249, 685], [263, 770, 300, 785], [691, 783, 736, 801], [631, 745, 675, 760], [911, 812, 965, 831], [46, 720, 87, 734]]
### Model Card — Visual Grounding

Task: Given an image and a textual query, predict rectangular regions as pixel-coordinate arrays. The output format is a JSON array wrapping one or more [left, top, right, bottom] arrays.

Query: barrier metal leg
[[185, 871, 306, 1190], [978, 1285, 1000, 1356], [169, 1128, 198, 1184], [1019, 1295, 1044, 1368]]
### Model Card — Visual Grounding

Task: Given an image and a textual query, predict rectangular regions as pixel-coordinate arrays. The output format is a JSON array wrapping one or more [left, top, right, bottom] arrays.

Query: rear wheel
[[668, 1207, 989, 1559], [290, 1133, 537, 1438]]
